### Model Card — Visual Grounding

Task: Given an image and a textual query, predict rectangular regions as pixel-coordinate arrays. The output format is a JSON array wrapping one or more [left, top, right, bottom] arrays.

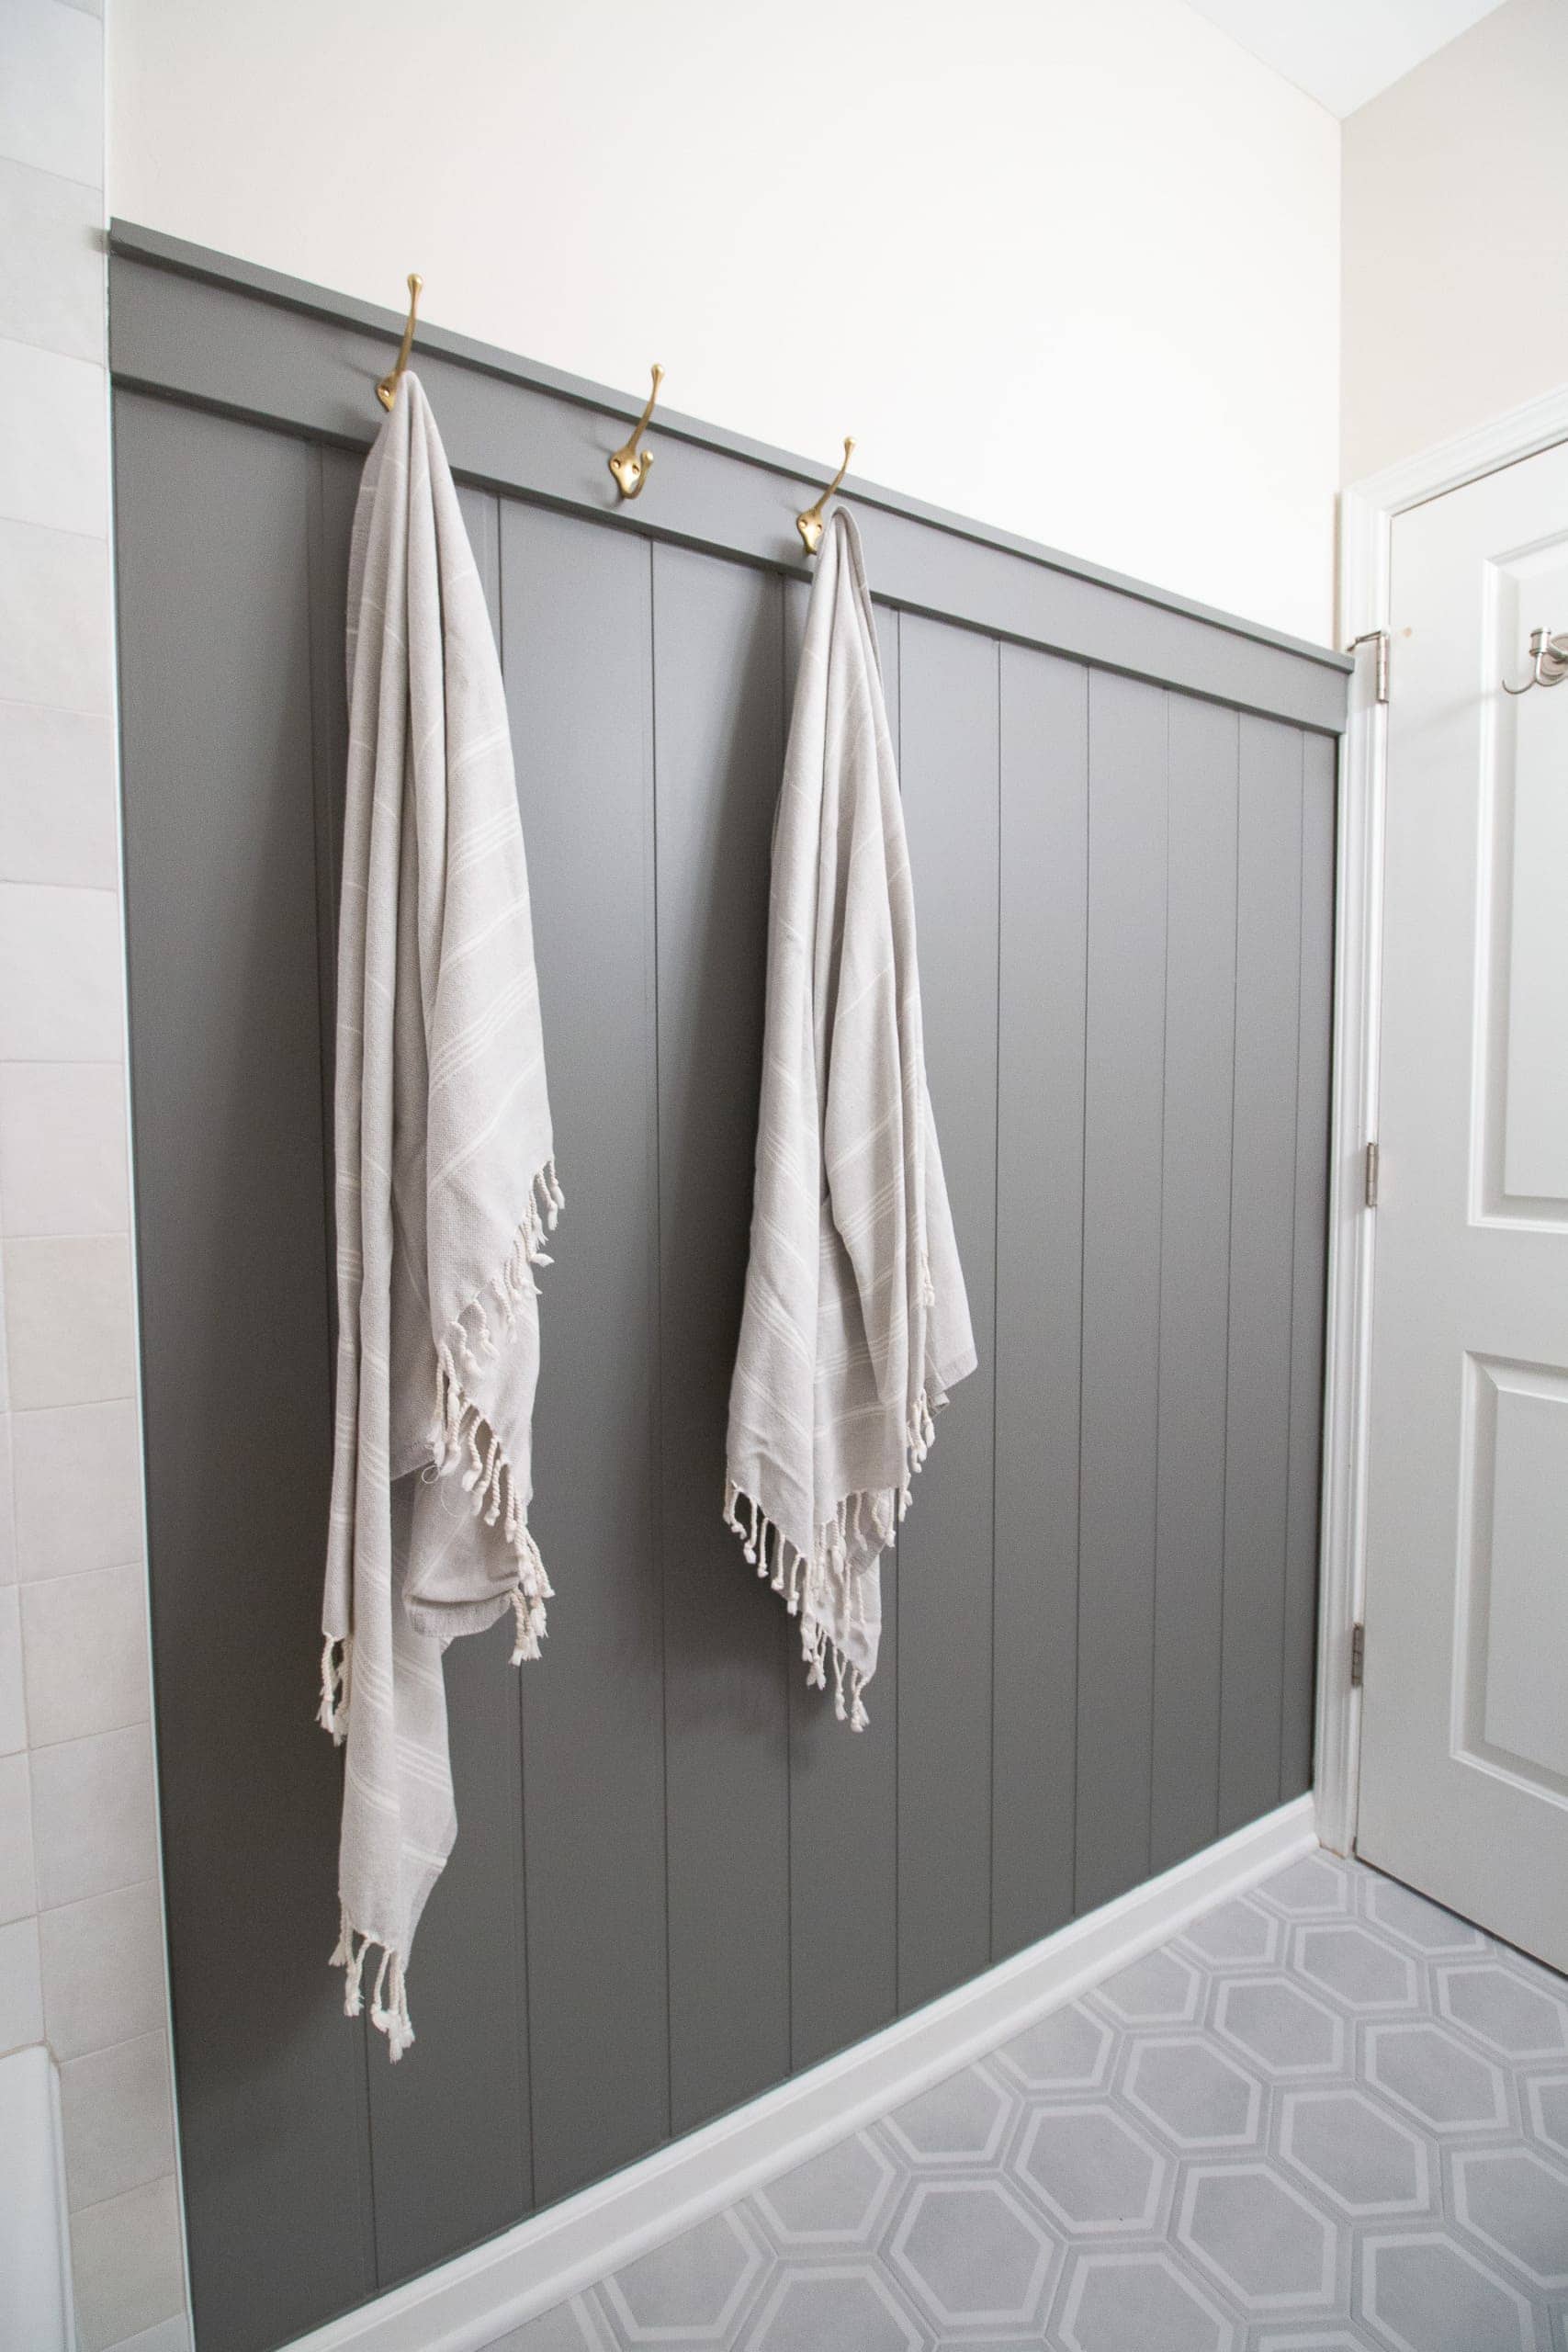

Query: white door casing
[[1357, 435, 1568, 1968]]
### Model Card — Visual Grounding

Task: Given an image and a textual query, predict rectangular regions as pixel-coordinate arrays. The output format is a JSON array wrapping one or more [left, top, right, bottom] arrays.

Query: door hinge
[[1347, 628, 1391, 705], [1350, 1623, 1366, 1689], [1364, 1140, 1380, 1208]]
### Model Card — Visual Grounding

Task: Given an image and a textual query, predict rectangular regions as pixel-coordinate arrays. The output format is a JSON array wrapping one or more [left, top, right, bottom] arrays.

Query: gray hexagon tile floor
[[488, 1854, 1568, 2351]]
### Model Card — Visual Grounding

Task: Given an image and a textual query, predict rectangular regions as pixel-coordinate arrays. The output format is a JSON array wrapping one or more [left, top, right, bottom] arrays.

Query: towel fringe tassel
[[329, 1905, 414, 2060], [317, 1634, 350, 1745], [319, 1164, 564, 2064], [737, 1460, 897, 1728], [411, 1161, 563, 1664], [723, 1387, 949, 1732]]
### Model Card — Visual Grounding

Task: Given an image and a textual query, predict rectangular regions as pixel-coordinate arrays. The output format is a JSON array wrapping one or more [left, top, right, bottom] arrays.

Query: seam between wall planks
[[987, 636, 1003, 1968], [1217, 715, 1306, 1838], [779, 579, 794, 2077], [1215, 710, 1243, 1857], [1070, 670, 1093, 1922], [892, 608, 908, 2021], [1271, 730, 1307, 1820], [649, 527, 674, 2153], [491, 490, 540, 2232], [1280, 733, 1307, 1808], [304, 433, 380, 2299], [1145, 692, 1173, 1894], [1280, 729, 1332, 1802], [1276, 732, 1308, 1810]]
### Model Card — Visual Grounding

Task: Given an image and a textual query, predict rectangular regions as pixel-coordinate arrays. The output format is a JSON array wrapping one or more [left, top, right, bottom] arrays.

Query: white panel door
[[1359, 436, 1568, 1969]]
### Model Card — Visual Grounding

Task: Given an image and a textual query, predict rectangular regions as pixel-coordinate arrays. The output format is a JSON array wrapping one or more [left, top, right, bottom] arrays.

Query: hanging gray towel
[[724, 507, 976, 1729], [319, 373, 562, 2059]]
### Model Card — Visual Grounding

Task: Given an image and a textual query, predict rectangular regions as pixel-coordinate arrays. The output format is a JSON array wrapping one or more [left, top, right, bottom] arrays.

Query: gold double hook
[[797, 437, 855, 555], [376, 274, 423, 412], [609, 366, 665, 499]]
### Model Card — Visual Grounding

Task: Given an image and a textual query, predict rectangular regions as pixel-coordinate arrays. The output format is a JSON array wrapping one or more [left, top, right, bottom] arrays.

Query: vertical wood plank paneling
[[655, 543, 792, 2134], [306, 447, 358, 1221], [500, 503, 669, 2204], [115, 373, 1343, 2352], [114, 394, 376, 2352], [1280, 733, 1336, 1795], [1149, 696, 1239, 1873], [367, 1611, 529, 2282], [1075, 672, 1168, 1916], [1219, 718, 1305, 1831], [364, 485, 534, 2288], [786, 594, 901, 2073], [992, 644, 1088, 1959], [896, 615, 999, 2014]]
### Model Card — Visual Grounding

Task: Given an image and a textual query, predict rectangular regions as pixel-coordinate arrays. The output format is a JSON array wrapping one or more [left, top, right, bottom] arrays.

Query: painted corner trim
[[283, 1793, 1316, 2352]]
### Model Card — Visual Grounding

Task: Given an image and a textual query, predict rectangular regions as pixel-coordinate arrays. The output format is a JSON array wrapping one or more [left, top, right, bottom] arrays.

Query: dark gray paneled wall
[[112, 279, 1337, 2352]]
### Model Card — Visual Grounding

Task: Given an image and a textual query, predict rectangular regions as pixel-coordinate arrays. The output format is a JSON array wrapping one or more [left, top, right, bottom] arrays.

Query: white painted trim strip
[[1314, 619, 1382, 1859], [285, 1794, 1315, 2352]]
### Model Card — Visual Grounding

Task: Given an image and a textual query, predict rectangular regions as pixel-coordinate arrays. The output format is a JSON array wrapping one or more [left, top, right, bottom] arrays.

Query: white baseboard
[[288, 1793, 1316, 2352]]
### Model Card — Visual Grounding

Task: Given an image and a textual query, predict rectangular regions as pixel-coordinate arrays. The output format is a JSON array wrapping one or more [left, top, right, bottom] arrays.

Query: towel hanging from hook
[[609, 367, 664, 498], [797, 437, 855, 555], [376, 275, 423, 412]]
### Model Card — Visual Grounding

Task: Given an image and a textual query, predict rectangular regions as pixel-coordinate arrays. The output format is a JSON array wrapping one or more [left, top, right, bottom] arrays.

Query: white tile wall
[[0, 155, 104, 362], [59, 2027, 175, 2209], [0, 518, 114, 711], [20, 1565, 149, 1747], [0, 336, 110, 536], [70, 2174, 185, 2352], [0, 1584, 24, 1753], [107, 2322, 190, 2352], [0, 3, 188, 2345], [0, 1419, 14, 1587], [0, 703, 119, 887], [0, 0, 102, 187], [5, 1234, 135, 1408], [0, 1913, 44, 2052], [0, 1751, 38, 1922], [0, 883, 125, 1059], [12, 1398, 144, 1577], [0, 1063, 130, 1235], [38, 1880, 165, 2061], [31, 1723, 158, 1909]]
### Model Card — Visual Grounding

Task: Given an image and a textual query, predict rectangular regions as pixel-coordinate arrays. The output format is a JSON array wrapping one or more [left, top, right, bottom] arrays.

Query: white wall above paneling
[[107, 0, 1340, 642], [1185, 0, 1507, 117], [1342, 0, 1568, 485]]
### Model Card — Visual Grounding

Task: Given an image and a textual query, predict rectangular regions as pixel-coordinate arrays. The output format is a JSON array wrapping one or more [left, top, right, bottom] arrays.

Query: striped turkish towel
[[319, 374, 562, 2059], [724, 508, 976, 1728]]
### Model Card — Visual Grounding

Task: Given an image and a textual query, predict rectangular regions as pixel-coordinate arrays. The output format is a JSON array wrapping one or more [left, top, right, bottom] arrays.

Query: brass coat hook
[[797, 438, 855, 555], [609, 366, 664, 498], [376, 274, 423, 412], [1503, 626, 1568, 695]]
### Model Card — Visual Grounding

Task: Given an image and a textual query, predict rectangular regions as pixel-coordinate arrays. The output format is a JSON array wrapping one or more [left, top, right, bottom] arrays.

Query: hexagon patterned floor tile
[[489, 1856, 1568, 2351]]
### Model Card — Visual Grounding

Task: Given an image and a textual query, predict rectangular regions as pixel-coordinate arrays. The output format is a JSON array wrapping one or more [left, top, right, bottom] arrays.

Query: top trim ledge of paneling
[[107, 222, 1349, 735]]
